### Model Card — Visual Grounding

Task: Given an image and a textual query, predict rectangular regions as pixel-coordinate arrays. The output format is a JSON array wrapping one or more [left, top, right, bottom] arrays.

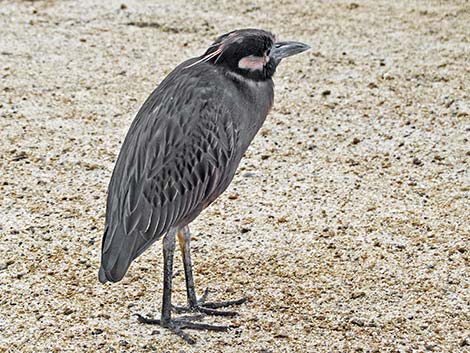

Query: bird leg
[[173, 226, 247, 317], [135, 228, 235, 344]]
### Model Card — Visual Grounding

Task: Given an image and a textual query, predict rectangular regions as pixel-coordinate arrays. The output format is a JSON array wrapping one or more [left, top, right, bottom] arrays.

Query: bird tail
[[98, 222, 159, 284], [98, 266, 109, 284], [98, 223, 135, 284]]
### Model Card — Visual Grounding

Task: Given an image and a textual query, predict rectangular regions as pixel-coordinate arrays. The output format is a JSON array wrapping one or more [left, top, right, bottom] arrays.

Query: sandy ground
[[1, 0, 469, 352]]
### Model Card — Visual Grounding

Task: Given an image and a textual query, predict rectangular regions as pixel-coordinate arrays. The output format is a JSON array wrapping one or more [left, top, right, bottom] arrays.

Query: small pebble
[[413, 158, 422, 166], [243, 172, 256, 178], [350, 318, 365, 326], [351, 291, 366, 299], [277, 216, 287, 223], [352, 137, 361, 145], [92, 328, 103, 335]]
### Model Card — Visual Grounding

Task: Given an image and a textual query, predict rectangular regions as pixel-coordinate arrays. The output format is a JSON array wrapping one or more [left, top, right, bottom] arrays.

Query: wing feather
[[99, 64, 242, 282]]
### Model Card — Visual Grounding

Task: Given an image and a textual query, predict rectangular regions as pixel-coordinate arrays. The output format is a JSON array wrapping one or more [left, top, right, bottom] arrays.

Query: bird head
[[187, 29, 310, 81]]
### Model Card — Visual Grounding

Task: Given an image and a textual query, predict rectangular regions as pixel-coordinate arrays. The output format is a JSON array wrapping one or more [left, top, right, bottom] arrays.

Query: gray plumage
[[98, 28, 309, 343], [99, 48, 274, 283]]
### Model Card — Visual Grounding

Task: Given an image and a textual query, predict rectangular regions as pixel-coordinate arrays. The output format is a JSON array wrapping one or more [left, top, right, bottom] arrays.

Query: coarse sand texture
[[1, 0, 469, 352]]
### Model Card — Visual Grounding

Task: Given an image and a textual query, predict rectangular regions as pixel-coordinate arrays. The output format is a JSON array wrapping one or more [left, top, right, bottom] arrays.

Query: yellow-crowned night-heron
[[99, 28, 309, 343]]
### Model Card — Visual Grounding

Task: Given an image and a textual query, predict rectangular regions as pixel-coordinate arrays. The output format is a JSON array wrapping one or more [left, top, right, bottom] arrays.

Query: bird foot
[[173, 287, 247, 317], [134, 313, 236, 344]]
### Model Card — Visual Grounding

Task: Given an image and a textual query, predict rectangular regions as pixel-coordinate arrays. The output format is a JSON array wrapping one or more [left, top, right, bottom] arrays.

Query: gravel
[[1, 0, 469, 352]]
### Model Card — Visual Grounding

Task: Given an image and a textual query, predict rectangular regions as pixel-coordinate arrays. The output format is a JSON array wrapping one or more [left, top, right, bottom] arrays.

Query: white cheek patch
[[238, 55, 269, 71]]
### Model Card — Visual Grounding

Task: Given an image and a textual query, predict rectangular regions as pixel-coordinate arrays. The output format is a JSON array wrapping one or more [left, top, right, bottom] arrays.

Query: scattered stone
[[92, 328, 103, 335], [243, 172, 256, 177], [321, 89, 331, 96], [350, 318, 365, 326], [352, 137, 361, 145], [11, 151, 27, 161], [277, 216, 287, 223], [413, 158, 422, 166], [273, 333, 289, 339], [347, 158, 360, 166], [0, 260, 14, 271], [98, 313, 110, 319], [351, 291, 366, 299], [425, 343, 438, 351]]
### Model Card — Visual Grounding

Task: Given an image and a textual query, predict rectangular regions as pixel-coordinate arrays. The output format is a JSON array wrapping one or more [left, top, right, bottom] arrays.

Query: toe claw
[[172, 295, 246, 316], [202, 297, 247, 309], [198, 287, 210, 304], [177, 313, 206, 321], [179, 321, 233, 332], [136, 314, 236, 344], [134, 313, 161, 325], [170, 325, 197, 345], [198, 306, 238, 317]]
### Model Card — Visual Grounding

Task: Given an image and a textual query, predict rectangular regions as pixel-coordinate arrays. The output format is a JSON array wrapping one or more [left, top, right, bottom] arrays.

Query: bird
[[98, 28, 309, 344]]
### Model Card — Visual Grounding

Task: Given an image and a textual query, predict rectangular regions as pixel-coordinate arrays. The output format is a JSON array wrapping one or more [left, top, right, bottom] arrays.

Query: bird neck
[[223, 68, 273, 87]]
